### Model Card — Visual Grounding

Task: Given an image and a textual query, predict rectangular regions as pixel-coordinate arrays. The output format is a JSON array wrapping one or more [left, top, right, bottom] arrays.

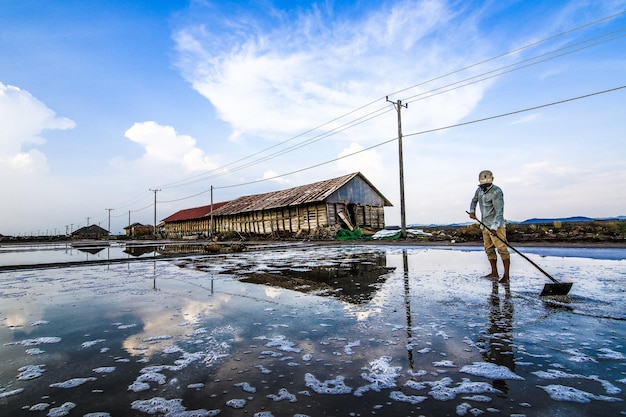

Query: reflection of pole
[[153, 260, 157, 290], [386, 97, 408, 238], [403, 249, 414, 370]]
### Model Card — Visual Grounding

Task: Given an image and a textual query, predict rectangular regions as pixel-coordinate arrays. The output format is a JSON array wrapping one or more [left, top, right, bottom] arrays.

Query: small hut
[[71, 225, 109, 239], [124, 222, 154, 238]]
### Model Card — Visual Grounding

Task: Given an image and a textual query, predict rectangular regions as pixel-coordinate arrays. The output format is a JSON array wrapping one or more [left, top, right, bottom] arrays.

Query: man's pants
[[482, 227, 510, 261]]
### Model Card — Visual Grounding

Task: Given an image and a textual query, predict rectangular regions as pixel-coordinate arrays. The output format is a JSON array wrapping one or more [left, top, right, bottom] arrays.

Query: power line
[[162, 26, 626, 194], [157, 84, 625, 202], [110, 190, 152, 211], [104, 11, 626, 214], [159, 105, 396, 191], [154, 11, 626, 193], [403, 85, 626, 138], [390, 10, 626, 99], [403, 30, 626, 106], [162, 43, 626, 203]]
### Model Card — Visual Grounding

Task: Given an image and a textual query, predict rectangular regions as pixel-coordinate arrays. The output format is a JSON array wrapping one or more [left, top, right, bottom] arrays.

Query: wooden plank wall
[[164, 218, 210, 239], [213, 203, 330, 234], [164, 203, 386, 238], [355, 205, 385, 229]]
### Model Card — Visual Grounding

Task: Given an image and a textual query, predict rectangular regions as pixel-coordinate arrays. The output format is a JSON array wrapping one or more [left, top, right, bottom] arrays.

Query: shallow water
[[0, 242, 217, 267], [0, 242, 154, 266], [0, 245, 624, 416]]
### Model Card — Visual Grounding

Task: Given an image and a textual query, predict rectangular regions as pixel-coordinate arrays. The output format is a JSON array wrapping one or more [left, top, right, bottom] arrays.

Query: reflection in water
[[124, 245, 157, 257], [236, 250, 393, 304], [481, 279, 515, 395], [1, 246, 625, 416], [76, 247, 105, 255], [157, 244, 207, 255], [403, 250, 414, 370]]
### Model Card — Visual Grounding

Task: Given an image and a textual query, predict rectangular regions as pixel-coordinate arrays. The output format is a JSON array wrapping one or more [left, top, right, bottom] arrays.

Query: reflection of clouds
[[181, 297, 225, 319], [120, 297, 226, 357], [2, 304, 48, 333], [264, 287, 282, 299], [5, 313, 29, 329], [342, 303, 381, 321]]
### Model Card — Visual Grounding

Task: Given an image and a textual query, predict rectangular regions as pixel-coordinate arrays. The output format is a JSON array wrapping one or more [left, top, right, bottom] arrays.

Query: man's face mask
[[479, 183, 491, 191]]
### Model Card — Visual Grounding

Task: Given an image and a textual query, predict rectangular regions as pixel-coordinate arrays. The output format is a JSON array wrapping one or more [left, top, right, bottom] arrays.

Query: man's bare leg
[[485, 259, 499, 278], [499, 259, 510, 283]]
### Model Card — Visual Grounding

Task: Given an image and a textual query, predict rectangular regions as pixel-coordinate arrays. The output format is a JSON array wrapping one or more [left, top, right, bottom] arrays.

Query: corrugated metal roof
[[72, 224, 109, 235], [162, 172, 392, 222], [162, 201, 230, 222], [212, 172, 390, 216], [123, 222, 145, 230]]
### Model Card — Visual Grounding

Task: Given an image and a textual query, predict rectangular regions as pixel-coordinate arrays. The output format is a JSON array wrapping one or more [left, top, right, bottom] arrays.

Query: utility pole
[[149, 189, 161, 239], [86, 217, 90, 226], [105, 208, 113, 239], [386, 96, 408, 239]]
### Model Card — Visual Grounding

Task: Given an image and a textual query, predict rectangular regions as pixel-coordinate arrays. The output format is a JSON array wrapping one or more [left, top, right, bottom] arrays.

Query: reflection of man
[[469, 170, 510, 283], [481, 280, 514, 395]]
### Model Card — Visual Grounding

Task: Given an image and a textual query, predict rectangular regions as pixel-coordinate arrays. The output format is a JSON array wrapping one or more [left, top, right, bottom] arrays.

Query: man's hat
[[478, 170, 493, 185]]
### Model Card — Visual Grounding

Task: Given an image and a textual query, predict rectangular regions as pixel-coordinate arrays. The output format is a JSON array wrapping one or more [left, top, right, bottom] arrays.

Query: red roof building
[[162, 172, 391, 239], [161, 201, 230, 239]]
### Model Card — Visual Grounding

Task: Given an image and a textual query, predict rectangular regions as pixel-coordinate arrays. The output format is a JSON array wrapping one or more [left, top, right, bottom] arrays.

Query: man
[[469, 170, 510, 283]]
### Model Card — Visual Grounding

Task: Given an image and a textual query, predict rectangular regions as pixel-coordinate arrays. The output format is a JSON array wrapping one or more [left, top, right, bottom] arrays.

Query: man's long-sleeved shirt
[[469, 184, 505, 230]]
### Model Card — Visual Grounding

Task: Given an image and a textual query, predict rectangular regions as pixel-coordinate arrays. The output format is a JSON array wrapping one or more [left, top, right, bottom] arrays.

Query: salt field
[[0, 244, 624, 416]]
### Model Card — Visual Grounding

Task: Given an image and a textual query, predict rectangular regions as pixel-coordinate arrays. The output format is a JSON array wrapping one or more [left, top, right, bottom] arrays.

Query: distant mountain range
[[517, 216, 626, 225], [407, 215, 626, 229]]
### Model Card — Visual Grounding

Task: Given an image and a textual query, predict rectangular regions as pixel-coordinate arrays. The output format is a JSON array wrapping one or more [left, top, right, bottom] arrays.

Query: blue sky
[[1, 0, 625, 236]]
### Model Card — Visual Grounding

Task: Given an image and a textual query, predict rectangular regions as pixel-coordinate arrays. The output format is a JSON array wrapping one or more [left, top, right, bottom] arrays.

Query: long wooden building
[[161, 201, 229, 239], [162, 172, 392, 239]]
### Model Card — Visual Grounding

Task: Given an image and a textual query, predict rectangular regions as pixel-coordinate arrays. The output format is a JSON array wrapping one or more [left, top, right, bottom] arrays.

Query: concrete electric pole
[[105, 208, 113, 238], [386, 96, 408, 239], [149, 189, 161, 239]]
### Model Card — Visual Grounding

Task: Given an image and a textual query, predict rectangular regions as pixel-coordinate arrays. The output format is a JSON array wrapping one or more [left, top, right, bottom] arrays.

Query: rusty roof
[[162, 172, 391, 222], [161, 201, 230, 222], [212, 172, 391, 216]]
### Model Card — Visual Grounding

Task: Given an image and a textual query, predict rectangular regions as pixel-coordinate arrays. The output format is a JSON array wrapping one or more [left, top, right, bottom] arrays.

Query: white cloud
[[124, 121, 218, 172], [173, 0, 491, 144], [0, 82, 75, 174], [509, 113, 541, 125], [261, 170, 292, 184], [9, 150, 49, 174], [337, 143, 385, 185], [0, 82, 80, 235], [506, 161, 587, 188]]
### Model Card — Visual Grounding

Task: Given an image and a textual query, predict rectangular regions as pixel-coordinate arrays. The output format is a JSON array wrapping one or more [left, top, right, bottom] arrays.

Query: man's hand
[[468, 212, 477, 220]]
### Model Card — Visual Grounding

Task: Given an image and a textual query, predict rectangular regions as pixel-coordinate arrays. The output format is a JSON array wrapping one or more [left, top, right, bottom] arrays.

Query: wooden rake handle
[[466, 211, 561, 284]]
